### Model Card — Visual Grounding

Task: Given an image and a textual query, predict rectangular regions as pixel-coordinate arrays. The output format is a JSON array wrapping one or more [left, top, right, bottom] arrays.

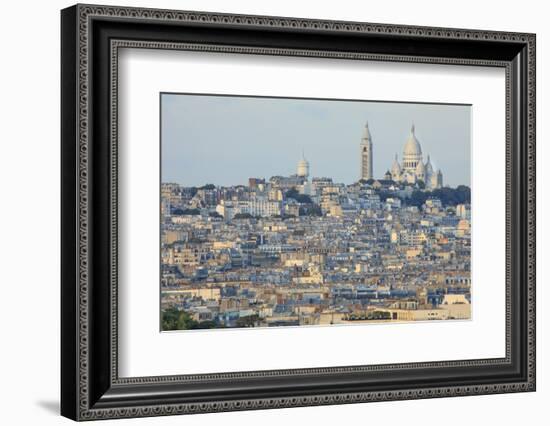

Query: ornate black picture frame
[[61, 4, 536, 421]]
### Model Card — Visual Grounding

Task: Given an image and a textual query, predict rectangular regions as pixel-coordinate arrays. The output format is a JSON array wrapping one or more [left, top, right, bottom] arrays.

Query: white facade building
[[369, 123, 444, 189], [216, 199, 282, 220]]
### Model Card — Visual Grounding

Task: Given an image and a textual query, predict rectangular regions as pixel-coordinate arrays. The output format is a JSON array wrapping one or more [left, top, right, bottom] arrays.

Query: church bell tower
[[360, 122, 373, 180]]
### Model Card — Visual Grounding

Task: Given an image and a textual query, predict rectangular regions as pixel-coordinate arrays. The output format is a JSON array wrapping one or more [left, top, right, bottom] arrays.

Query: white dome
[[403, 124, 422, 157], [415, 160, 426, 174]]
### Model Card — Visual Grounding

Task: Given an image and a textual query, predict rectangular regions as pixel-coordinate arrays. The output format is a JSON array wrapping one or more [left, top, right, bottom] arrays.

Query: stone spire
[[360, 121, 373, 180]]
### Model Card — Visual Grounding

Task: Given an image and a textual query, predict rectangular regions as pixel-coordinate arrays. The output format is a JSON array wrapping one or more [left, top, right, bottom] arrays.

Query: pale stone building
[[360, 122, 373, 180], [363, 123, 444, 189], [296, 152, 310, 178], [389, 124, 443, 189]]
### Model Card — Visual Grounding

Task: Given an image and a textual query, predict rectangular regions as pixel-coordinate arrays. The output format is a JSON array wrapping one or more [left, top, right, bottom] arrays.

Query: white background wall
[[0, 0, 546, 424]]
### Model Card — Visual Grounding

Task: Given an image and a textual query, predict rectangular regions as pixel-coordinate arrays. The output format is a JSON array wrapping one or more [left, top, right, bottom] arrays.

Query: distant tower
[[430, 169, 443, 189], [386, 124, 444, 187], [297, 151, 310, 179], [360, 122, 373, 180]]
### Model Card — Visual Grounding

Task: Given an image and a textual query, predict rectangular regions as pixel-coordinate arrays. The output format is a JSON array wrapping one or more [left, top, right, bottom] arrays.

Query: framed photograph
[[61, 4, 536, 421]]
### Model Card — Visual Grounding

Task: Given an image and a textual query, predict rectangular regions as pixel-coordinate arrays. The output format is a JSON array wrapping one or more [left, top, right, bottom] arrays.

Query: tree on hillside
[[285, 188, 313, 204]]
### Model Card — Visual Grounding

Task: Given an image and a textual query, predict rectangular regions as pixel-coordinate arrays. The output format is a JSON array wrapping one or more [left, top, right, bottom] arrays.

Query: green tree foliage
[[161, 307, 196, 330], [395, 186, 471, 208], [299, 205, 322, 216], [233, 212, 254, 220], [193, 320, 219, 329], [345, 311, 392, 321], [377, 190, 393, 202], [236, 315, 259, 328], [161, 307, 220, 331], [199, 184, 216, 190], [432, 185, 470, 206], [359, 178, 375, 185], [285, 188, 313, 204], [172, 208, 201, 215], [406, 191, 430, 208], [369, 310, 392, 320], [377, 185, 470, 207]]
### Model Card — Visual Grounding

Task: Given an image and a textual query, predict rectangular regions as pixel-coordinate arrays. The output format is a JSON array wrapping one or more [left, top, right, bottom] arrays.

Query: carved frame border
[[62, 3, 535, 421]]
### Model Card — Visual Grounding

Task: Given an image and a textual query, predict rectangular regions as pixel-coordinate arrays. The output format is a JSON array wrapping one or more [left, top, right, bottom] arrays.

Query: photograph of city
[[160, 93, 472, 331]]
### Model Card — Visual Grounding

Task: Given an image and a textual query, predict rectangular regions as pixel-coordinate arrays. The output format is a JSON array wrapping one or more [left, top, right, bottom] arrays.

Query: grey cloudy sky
[[161, 93, 471, 187]]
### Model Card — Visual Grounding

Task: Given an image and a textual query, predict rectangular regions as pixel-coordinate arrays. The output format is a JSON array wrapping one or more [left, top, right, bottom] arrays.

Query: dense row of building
[[161, 124, 471, 330]]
